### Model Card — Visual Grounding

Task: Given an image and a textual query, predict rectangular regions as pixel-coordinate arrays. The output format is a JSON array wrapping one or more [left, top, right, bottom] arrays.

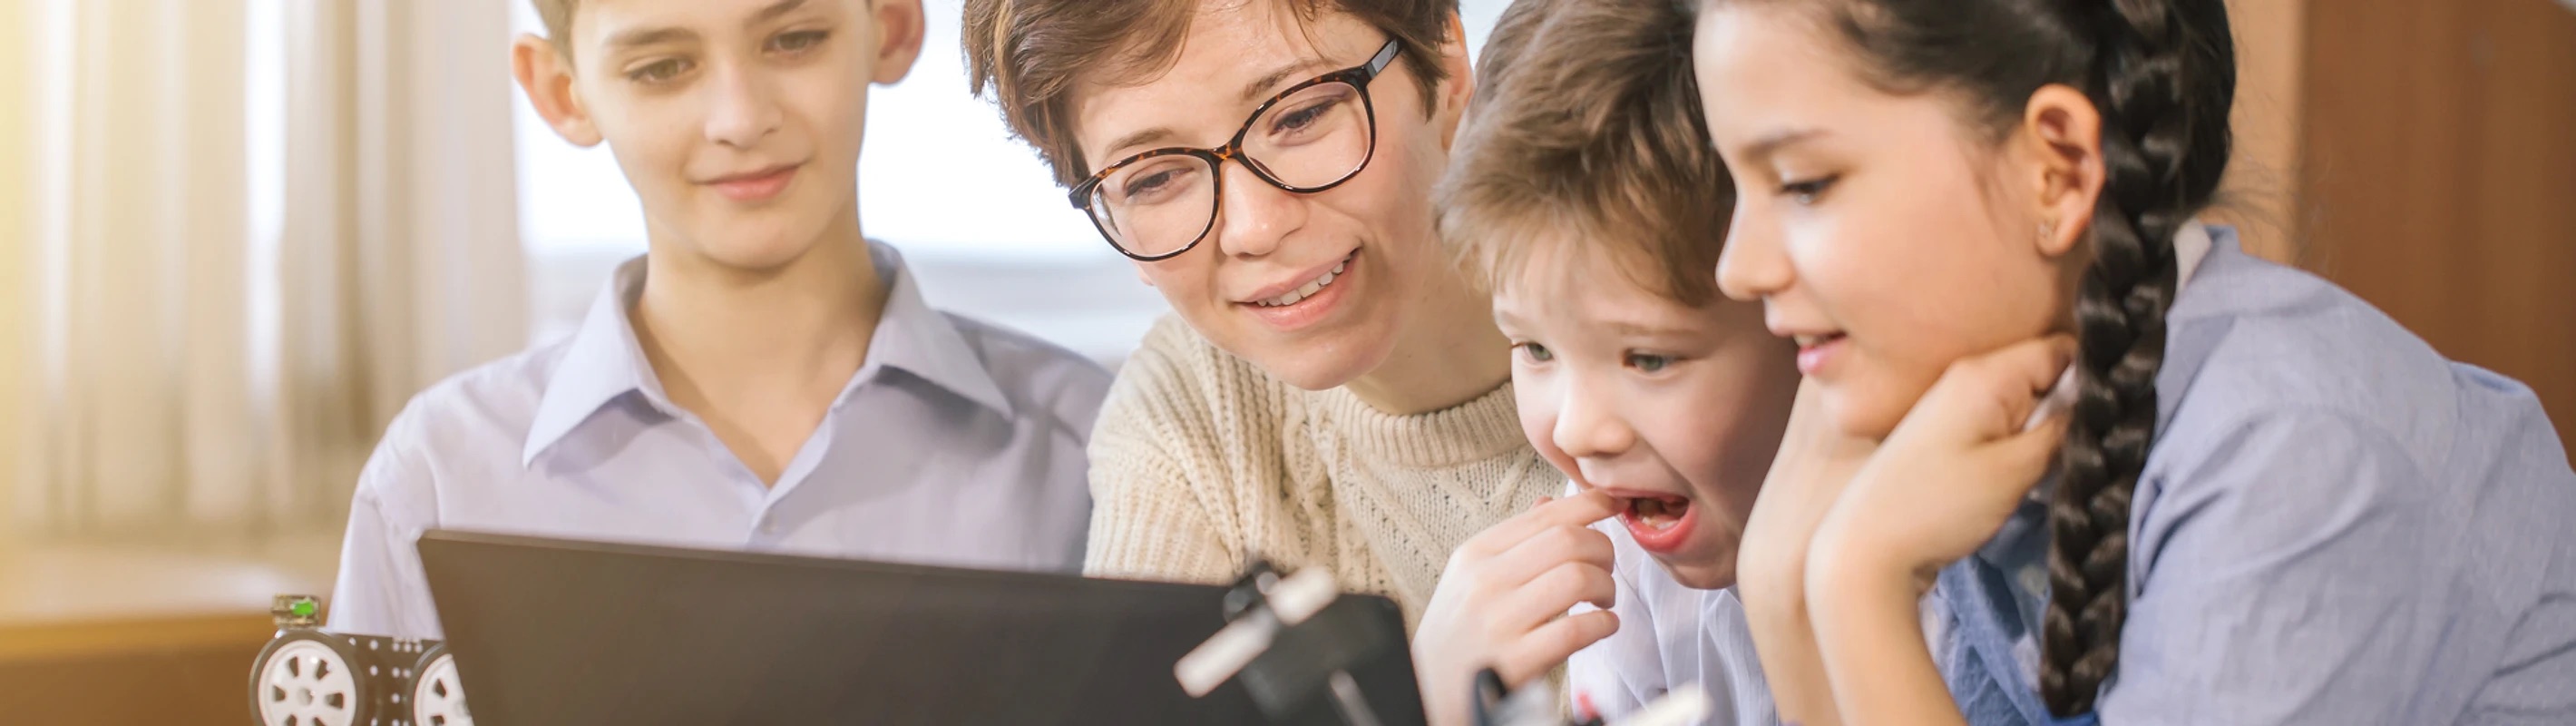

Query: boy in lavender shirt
[[329, 0, 1108, 640]]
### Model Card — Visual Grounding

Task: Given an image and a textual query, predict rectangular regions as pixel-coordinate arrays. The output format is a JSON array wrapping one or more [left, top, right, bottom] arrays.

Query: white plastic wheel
[[254, 639, 362, 726], [412, 649, 473, 726]]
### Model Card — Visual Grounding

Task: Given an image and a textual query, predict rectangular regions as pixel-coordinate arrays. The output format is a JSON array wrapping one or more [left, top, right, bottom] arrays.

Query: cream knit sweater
[[1086, 316, 1563, 627]]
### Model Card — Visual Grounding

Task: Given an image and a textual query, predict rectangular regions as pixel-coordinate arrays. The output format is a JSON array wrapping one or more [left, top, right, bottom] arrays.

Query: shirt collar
[[2172, 218, 2216, 289], [520, 240, 1016, 467], [522, 256, 663, 466], [854, 240, 1017, 419]]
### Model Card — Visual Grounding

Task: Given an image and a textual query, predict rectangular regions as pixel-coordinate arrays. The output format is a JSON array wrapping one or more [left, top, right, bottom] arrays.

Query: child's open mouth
[[1615, 493, 1697, 554]]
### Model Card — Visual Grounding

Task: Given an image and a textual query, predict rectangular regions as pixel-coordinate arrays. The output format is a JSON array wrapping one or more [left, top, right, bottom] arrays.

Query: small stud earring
[[2038, 219, 2058, 242]]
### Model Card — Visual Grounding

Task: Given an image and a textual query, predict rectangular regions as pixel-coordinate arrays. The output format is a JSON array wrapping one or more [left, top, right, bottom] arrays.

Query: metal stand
[[1173, 562, 1709, 726], [1175, 561, 1407, 724]]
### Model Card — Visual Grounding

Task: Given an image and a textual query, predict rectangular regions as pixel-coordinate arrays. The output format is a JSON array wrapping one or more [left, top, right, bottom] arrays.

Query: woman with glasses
[[964, 0, 1560, 649]]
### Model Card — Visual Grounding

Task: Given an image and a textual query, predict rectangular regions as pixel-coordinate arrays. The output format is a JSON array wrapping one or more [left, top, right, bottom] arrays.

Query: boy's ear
[[513, 34, 602, 147], [1430, 11, 1474, 152], [868, 0, 927, 86], [2018, 83, 2105, 258]]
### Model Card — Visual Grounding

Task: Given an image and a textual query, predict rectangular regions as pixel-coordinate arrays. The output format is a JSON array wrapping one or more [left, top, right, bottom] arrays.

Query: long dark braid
[[2045, 0, 2233, 714], [1761, 0, 2238, 714]]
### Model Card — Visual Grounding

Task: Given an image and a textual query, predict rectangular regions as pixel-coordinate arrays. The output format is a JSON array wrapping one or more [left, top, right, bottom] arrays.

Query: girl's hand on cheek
[[1810, 335, 2077, 595]]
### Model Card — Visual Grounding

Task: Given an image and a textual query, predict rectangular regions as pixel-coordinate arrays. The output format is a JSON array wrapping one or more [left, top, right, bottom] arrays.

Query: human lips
[[1787, 330, 1849, 376], [1235, 251, 1355, 308], [1594, 486, 1698, 554], [698, 162, 802, 202], [1232, 250, 1360, 332]]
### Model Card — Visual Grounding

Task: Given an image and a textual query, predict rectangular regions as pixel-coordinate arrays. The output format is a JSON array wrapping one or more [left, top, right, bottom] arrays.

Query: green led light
[[290, 599, 317, 618]]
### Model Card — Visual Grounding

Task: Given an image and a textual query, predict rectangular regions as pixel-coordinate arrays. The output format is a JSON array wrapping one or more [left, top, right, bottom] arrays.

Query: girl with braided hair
[[1688, 0, 2576, 723]]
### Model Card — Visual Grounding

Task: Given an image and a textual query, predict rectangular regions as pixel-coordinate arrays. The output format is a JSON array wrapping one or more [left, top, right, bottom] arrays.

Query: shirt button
[[756, 518, 777, 535]]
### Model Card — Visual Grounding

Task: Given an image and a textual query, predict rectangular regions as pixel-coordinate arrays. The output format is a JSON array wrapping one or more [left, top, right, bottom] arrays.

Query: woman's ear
[[869, 0, 927, 86], [512, 34, 603, 147], [2018, 83, 2105, 258], [1431, 11, 1475, 152]]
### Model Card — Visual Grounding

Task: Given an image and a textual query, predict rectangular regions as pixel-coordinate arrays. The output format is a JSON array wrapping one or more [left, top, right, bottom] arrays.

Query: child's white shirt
[[1566, 487, 1780, 725]]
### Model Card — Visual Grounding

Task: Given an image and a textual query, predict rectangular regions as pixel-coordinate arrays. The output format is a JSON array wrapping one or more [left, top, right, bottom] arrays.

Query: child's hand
[[1810, 335, 2076, 594], [1735, 378, 1878, 726], [1411, 489, 1624, 726], [1798, 336, 2073, 726]]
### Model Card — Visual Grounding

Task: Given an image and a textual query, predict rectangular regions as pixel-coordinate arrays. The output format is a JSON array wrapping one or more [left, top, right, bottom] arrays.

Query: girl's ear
[[513, 34, 603, 147], [1430, 11, 1474, 152], [2017, 83, 2107, 258]]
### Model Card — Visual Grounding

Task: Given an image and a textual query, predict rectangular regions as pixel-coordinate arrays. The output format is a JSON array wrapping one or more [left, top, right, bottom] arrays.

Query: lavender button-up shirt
[[328, 240, 1111, 639]]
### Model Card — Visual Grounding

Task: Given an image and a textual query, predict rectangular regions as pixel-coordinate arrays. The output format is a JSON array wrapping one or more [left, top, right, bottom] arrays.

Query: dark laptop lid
[[416, 529, 1423, 725]]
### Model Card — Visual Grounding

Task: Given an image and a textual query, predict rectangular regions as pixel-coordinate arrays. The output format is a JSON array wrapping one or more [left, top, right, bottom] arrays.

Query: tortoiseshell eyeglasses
[[1068, 38, 1403, 261]]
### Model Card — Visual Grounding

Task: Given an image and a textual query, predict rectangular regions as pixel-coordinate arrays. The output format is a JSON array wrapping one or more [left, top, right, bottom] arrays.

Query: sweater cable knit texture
[[1085, 316, 1563, 626]]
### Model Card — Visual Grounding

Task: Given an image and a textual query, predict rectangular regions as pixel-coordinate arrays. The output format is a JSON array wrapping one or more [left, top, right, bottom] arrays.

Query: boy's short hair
[[530, 0, 577, 58], [1437, 0, 1730, 307], [962, 0, 1459, 190]]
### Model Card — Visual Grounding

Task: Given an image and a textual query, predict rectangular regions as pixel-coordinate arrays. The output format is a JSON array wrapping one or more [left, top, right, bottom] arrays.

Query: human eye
[[768, 28, 829, 54], [1623, 351, 1676, 373], [1113, 159, 1204, 205], [1515, 341, 1556, 364], [1261, 85, 1355, 143], [1778, 174, 1839, 206], [1269, 97, 1339, 134], [626, 56, 695, 85]]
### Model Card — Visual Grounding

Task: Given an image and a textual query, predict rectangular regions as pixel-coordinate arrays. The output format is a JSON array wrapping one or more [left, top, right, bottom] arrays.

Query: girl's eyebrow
[[1734, 127, 1829, 165]]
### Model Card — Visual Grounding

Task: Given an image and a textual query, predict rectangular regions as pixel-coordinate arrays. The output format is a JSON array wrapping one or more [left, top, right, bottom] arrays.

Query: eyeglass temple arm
[[1363, 39, 1400, 78]]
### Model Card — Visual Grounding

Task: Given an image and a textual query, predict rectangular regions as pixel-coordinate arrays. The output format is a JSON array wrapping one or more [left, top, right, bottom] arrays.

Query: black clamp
[[1176, 560, 1406, 725]]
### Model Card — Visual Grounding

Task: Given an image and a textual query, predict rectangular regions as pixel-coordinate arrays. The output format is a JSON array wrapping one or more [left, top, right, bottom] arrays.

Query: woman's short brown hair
[[1437, 0, 1731, 307], [963, 0, 1458, 190]]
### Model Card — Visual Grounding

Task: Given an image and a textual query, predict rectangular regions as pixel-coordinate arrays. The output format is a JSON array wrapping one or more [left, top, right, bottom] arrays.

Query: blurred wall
[[2214, 0, 2306, 260], [2213, 0, 2576, 453], [2299, 0, 2576, 453]]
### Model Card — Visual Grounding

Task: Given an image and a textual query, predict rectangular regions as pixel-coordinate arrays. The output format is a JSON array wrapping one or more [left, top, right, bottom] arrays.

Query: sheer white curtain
[[2, 0, 36, 544], [7, 0, 525, 542], [271, 0, 528, 528], [15, 0, 259, 539]]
